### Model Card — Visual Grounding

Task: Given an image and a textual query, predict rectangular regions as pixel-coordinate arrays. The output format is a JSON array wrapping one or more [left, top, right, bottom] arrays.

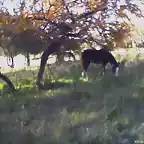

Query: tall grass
[[0, 50, 144, 144]]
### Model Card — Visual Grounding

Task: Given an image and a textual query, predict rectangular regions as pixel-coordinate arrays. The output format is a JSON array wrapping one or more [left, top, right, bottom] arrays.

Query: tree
[[33, 0, 142, 87], [0, 0, 144, 88]]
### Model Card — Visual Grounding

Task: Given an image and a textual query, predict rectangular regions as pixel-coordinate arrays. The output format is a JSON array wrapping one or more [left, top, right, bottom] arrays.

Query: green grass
[[0, 50, 144, 143]]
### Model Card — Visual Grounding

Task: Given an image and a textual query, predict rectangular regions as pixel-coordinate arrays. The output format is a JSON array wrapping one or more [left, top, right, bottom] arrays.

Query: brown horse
[[81, 48, 120, 79]]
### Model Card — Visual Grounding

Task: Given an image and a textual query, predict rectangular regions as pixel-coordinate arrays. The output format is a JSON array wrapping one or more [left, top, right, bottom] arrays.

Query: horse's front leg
[[81, 60, 90, 81], [100, 64, 106, 75]]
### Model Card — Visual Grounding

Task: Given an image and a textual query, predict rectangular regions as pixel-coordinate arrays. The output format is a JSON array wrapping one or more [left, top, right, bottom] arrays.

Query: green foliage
[[0, 0, 143, 55], [11, 29, 47, 54]]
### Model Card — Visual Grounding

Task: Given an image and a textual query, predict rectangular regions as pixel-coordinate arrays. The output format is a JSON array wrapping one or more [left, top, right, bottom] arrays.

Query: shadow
[[38, 81, 72, 90], [1, 59, 144, 143], [12, 59, 144, 118]]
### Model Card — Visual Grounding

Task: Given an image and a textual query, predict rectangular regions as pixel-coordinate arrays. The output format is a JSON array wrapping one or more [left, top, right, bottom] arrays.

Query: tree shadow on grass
[[61, 60, 144, 143], [6, 59, 144, 118], [38, 81, 72, 90], [1, 60, 144, 143]]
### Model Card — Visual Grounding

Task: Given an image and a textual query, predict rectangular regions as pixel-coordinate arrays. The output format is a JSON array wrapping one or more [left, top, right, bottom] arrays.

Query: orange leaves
[[96, 22, 105, 28], [110, 22, 134, 45], [16, 17, 31, 31], [94, 19, 105, 28], [0, 12, 35, 34], [98, 23, 105, 28], [0, 13, 20, 35], [23, 0, 62, 20], [46, 5, 60, 19], [23, 11, 46, 20], [118, 5, 129, 20], [119, 22, 135, 34], [119, 5, 127, 11], [42, 0, 61, 9], [23, 10, 56, 20], [42, 0, 62, 19], [0, 12, 11, 24], [0, 0, 63, 34], [118, 11, 129, 20], [88, 0, 102, 11]]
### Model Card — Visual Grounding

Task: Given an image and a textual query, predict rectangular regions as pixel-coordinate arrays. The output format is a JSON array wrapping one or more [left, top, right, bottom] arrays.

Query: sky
[[1, 0, 144, 29]]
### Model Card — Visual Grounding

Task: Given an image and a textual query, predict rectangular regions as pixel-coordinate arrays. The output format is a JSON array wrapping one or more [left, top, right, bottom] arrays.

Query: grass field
[[0, 49, 144, 144]]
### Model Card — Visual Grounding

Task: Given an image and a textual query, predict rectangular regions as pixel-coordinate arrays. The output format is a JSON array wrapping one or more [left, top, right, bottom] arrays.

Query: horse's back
[[82, 48, 111, 61]]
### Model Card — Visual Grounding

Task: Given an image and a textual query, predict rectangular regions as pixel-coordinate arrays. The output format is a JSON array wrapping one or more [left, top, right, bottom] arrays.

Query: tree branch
[[0, 72, 16, 91], [77, 5, 107, 20], [24, 3, 107, 35], [61, 0, 76, 24]]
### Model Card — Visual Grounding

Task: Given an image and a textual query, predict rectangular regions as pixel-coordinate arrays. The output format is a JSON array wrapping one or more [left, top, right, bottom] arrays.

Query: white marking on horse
[[115, 67, 119, 77], [82, 72, 85, 77], [81, 71, 88, 81]]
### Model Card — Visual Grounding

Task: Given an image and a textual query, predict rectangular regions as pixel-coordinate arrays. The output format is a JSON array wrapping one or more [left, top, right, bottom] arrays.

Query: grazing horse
[[81, 48, 120, 79]]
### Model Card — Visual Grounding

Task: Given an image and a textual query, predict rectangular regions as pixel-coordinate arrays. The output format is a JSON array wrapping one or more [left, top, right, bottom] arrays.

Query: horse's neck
[[109, 59, 118, 67]]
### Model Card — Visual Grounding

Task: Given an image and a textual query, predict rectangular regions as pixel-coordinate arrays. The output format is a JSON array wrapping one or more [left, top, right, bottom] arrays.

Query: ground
[[0, 48, 144, 144]]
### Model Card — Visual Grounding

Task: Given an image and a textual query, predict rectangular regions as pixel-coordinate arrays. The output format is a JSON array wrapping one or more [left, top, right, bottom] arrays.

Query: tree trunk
[[26, 52, 30, 66], [36, 41, 62, 88], [0, 72, 16, 91], [56, 53, 64, 64], [7, 55, 14, 68]]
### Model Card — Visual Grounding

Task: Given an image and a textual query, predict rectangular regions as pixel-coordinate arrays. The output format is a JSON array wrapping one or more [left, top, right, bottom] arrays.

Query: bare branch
[[61, 0, 76, 23], [77, 3, 107, 19]]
